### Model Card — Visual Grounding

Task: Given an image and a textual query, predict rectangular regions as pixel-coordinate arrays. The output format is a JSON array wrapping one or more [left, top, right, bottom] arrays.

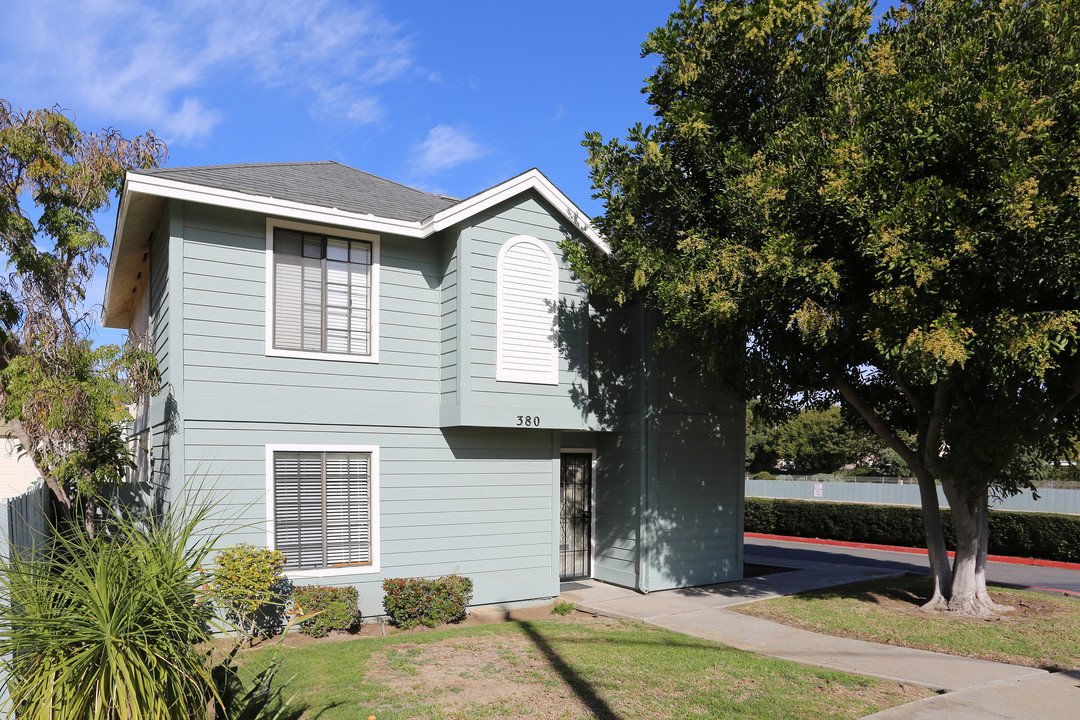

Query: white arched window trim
[[496, 235, 559, 385]]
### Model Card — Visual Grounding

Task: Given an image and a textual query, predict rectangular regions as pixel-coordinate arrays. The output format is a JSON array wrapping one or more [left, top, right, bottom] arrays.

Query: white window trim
[[561, 448, 596, 579], [265, 443, 381, 578], [495, 235, 559, 385], [264, 218, 380, 363]]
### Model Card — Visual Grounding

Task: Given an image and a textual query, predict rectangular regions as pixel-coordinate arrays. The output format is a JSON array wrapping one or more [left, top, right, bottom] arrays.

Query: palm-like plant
[[0, 500, 226, 719]]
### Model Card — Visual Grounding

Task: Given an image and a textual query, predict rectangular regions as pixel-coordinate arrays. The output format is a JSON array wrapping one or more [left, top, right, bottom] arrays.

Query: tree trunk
[[83, 495, 97, 539], [913, 468, 951, 610], [6, 417, 75, 527], [941, 480, 1007, 616], [974, 486, 1013, 613]]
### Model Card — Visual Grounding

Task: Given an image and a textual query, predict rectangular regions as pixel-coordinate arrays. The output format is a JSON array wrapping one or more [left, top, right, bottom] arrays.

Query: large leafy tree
[[568, 0, 1080, 615], [0, 100, 166, 534]]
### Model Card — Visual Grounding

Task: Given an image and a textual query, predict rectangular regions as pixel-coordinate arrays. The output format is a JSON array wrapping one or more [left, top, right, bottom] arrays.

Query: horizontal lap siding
[[183, 422, 558, 615], [594, 430, 641, 588], [647, 415, 743, 591], [149, 217, 171, 403], [441, 233, 459, 403], [169, 203, 561, 613], [179, 204, 442, 426], [462, 195, 590, 421]]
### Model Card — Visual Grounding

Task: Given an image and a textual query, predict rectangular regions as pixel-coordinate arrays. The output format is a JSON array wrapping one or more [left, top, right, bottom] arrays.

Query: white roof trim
[[125, 173, 428, 238], [122, 168, 610, 253], [426, 169, 610, 253]]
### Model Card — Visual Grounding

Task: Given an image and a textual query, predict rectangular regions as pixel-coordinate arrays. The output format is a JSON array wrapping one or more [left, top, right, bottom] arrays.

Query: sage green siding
[[181, 422, 560, 612], [441, 193, 592, 430], [644, 351, 745, 591], [440, 227, 460, 406], [589, 302, 647, 587], [179, 203, 442, 428], [136, 187, 743, 613], [147, 200, 573, 614]]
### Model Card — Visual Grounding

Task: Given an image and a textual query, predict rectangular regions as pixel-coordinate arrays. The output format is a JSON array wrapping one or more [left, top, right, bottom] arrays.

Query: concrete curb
[[745, 532, 1080, 572]]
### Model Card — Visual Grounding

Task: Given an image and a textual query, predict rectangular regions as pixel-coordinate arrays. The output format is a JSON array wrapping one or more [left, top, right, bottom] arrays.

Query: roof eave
[[425, 169, 610, 254], [103, 180, 167, 329], [103, 169, 609, 322], [124, 173, 429, 238]]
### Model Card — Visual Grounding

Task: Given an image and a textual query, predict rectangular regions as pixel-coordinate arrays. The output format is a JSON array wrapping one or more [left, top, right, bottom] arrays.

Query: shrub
[[552, 601, 575, 616], [292, 585, 362, 638], [744, 497, 1080, 562], [382, 574, 474, 629], [752, 471, 777, 481], [214, 543, 287, 642], [1048, 464, 1080, 484]]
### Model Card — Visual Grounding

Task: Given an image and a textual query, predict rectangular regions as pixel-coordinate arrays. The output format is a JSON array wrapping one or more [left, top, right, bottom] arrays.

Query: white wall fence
[[746, 477, 1080, 515]]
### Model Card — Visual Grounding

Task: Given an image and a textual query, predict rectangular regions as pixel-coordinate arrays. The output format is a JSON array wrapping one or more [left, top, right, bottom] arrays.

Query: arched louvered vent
[[496, 236, 559, 384]]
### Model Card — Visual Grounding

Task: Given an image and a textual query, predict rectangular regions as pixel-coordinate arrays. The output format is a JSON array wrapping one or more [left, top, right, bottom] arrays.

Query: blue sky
[[4, 0, 668, 206], [3, 0, 896, 343], [3, 0, 674, 341]]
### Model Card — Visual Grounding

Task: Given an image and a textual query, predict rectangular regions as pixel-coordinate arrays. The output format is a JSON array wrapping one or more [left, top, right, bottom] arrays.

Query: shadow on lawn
[[799, 576, 931, 607], [519, 621, 624, 720]]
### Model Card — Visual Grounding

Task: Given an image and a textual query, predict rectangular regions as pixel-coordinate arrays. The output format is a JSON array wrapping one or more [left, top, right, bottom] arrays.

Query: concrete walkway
[[559, 552, 1077, 719]]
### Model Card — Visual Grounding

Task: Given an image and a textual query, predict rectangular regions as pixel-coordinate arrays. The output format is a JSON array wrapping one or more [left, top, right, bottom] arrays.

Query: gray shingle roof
[[132, 161, 460, 222]]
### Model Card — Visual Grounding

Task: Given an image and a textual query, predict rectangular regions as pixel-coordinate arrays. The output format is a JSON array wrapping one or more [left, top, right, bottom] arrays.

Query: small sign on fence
[[813, 482, 823, 498]]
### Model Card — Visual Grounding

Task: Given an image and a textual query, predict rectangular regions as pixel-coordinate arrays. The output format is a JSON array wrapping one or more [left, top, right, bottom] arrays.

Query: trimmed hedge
[[292, 585, 361, 638], [382, 574, 473, 629], [745, 497, 1080, 563]]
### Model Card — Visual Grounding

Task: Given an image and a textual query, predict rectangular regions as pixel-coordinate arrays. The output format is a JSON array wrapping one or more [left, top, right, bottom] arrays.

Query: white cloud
[[410, 125, 487, 175], [1, 0, 414, 144]]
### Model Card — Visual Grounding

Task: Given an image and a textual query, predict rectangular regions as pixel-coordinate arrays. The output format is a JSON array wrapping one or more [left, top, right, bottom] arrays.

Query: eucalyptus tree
[[568, 0, 1080, 614], [0, 100, 166, 534]]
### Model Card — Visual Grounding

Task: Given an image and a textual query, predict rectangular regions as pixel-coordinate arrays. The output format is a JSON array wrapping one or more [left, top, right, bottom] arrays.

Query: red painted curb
[[745, 532, 1080, 572]]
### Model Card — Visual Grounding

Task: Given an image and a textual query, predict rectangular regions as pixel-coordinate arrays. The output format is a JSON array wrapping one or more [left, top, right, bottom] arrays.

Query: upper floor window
[[496, 235, 559, 385], [266, 220, 379, 362]]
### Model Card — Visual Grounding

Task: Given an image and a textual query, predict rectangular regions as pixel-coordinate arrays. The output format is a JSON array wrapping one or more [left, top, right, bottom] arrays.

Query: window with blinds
[[496, 236, 559, 384], [273, 451, 372, 570], [272, 228, 373, 356]]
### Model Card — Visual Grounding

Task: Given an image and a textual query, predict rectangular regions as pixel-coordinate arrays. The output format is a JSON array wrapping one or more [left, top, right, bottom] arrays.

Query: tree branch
[[826, 361, 924, 474]]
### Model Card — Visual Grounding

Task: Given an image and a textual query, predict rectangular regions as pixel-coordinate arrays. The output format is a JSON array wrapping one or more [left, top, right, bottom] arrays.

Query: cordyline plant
[[0, 495, 300, 720], [569, 0, 1080, 616], [0, 99, 166, 535]]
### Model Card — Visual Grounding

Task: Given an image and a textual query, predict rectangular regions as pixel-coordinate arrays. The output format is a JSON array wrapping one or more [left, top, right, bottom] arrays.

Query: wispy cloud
[[2, 0, 414, 143], [410, 125, 487, 175]]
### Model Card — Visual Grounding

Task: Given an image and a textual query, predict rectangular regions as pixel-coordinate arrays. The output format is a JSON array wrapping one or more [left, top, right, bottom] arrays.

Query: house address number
[[516, 415, 541, 427]]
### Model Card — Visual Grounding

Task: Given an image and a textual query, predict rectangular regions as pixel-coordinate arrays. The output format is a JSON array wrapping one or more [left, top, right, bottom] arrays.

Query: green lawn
[[236, 615, 930, 720], [732, 576, 1080, 671]]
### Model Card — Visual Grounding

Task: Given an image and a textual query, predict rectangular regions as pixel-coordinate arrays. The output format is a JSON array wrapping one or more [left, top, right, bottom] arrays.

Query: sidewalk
[[559, 553, 1076, 719]]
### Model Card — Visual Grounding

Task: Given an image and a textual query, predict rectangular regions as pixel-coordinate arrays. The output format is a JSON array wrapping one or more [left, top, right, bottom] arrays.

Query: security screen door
[[560, 453, 592, 580]]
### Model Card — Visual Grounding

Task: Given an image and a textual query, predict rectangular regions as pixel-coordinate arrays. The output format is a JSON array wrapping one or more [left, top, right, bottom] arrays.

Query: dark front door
[[560, 453, 592, 580]]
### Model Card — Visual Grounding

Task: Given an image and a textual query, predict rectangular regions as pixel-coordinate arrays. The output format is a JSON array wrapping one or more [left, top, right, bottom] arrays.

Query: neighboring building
[[102, 162, 744, 615], [0, 423, 40, 501]]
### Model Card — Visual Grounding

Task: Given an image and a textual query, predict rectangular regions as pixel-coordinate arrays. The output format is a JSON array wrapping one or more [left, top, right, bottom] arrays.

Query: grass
[[235, 615, 931, 719], [732, 575, 1080, 671]]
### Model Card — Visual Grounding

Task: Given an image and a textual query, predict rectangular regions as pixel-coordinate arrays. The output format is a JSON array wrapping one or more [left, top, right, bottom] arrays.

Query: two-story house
[[102, 161, 744, 616]]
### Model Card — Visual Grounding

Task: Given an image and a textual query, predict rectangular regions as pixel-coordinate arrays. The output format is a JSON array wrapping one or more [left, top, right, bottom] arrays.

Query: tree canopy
[[0, 100, 166, 532], [569, 0, 1080, 614]]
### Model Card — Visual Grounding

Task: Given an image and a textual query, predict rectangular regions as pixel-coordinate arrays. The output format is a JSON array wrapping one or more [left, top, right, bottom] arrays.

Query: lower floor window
[[273, 450, 372, 570]]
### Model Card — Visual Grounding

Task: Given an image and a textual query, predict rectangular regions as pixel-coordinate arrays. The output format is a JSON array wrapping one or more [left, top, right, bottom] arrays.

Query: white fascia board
[[125, 173, 427, 238], [425, 169, 611, 254], [102, 182, 135, 325]]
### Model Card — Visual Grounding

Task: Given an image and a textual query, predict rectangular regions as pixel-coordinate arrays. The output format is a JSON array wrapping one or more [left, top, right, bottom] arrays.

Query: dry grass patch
[[236, 612, 931, 719]]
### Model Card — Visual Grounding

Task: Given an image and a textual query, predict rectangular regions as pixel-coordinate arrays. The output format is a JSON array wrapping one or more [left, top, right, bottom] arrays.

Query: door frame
[[559, 448, 596, 580]]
